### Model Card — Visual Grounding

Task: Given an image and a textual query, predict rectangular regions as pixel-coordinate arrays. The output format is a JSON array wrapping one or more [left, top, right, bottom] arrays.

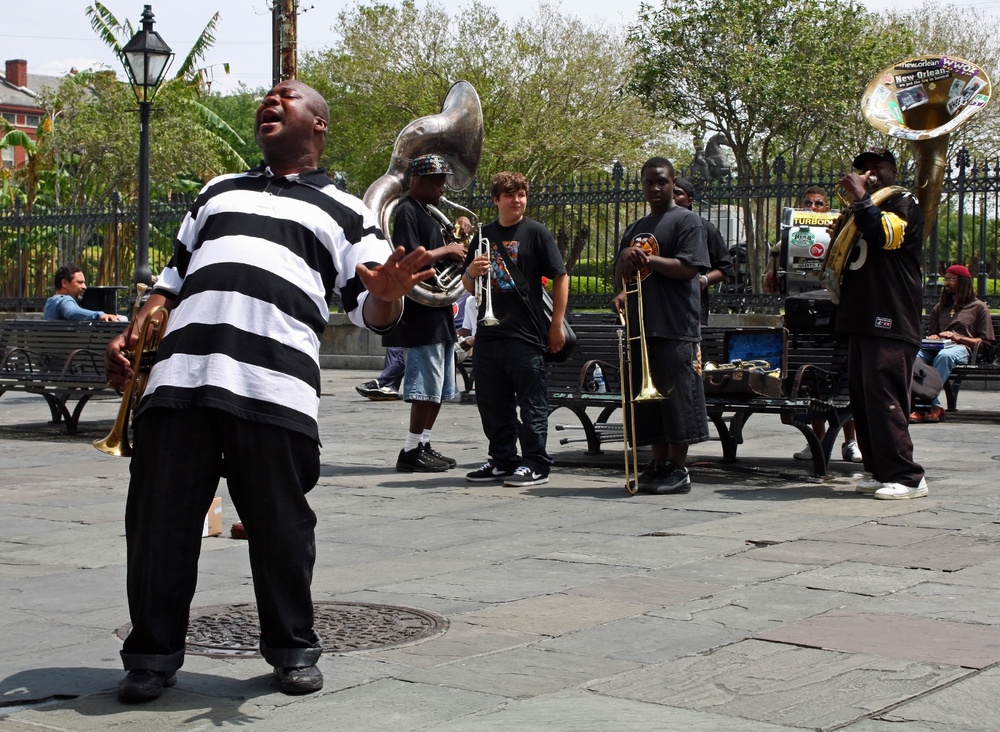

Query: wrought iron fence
[[2, 151, 998, 313]]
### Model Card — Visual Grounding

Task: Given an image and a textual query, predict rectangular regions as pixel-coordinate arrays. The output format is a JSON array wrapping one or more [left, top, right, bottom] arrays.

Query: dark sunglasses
[[802, 200, 825, 208]]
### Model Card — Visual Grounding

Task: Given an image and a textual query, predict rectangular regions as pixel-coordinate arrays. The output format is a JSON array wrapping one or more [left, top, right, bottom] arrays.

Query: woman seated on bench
[[911, 264, 995, 423]]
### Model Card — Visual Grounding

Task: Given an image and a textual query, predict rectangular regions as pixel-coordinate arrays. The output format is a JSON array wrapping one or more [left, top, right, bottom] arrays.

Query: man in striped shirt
[[105, 80, 433, 703]]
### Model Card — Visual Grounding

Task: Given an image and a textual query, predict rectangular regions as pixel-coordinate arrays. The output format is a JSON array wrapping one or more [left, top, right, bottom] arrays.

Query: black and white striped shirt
[[136, 167, 393, 442]]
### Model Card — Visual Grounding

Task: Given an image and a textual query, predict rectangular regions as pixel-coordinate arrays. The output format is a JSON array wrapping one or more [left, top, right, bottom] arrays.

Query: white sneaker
[[793, 445, 812, 460], [856, 474, 883, 494], [874, 478, 928, 500], [841, 441, 863, 463]]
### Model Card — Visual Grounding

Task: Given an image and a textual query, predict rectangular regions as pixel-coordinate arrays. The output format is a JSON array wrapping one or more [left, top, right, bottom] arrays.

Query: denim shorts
[[402, 342, 458, 403]]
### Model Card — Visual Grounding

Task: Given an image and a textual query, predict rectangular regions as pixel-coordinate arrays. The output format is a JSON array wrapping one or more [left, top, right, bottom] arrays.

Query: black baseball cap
[[852, 147, 896, 170]]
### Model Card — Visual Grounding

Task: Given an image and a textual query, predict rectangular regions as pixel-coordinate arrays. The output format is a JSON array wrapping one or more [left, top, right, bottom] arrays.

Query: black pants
[[472, 338, 552, 473], [847, 334, 924, 487], [121, 407, 322, 673]]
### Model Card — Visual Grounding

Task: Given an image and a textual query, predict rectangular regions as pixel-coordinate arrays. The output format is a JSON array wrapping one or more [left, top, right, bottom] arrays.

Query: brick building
[[0, 59, 65, 168]]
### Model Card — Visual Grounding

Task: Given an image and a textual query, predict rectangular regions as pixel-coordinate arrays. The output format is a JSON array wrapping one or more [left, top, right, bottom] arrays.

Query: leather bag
[[911, 359, 944, 404]]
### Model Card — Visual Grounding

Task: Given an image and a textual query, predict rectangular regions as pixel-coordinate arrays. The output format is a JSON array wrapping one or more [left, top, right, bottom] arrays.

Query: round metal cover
[[116, 601, 448, 658]]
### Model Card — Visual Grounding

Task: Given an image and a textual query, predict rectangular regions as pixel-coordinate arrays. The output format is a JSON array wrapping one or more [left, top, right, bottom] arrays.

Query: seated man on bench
[[44, 265, 123, 322], [911, 264, 994, 423]]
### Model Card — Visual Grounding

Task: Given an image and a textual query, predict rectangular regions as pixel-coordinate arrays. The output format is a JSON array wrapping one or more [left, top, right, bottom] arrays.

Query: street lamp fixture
[[119, 5, 173, 286]]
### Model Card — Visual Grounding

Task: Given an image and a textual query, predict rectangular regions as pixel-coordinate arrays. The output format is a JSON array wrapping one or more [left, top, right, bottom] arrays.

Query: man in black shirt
[[613, 158, 710, 495], [461, 172, 569, 487], [835, 147, 926, 500], [385, 154, 469, 472]]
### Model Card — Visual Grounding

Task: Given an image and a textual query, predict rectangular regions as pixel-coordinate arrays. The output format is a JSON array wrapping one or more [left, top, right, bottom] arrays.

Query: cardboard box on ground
[[203, 497, 223, 537]]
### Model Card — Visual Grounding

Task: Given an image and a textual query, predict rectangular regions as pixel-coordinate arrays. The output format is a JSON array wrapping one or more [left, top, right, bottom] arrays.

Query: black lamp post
[[120, 5, 173, 286]]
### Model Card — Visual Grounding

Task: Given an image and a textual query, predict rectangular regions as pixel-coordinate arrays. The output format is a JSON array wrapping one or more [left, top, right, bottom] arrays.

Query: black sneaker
[[273, 665, 323, 695], [422, 442, 456, 468], [648, 465, 691, 495], [504, 466, 549, 487], [396, 447, 449, 473], [637, 460, 664, 486], [355, 379, 379, 397], [117, 669, 177, 703], [636, 461, 674, 492], [466, 460, 514, 482]]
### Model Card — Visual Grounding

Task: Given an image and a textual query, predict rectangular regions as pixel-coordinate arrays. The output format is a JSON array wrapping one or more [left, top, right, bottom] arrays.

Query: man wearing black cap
[[672, 178, 733, 325], [834, 147, 927, 500], [386, 153, 470, 472]]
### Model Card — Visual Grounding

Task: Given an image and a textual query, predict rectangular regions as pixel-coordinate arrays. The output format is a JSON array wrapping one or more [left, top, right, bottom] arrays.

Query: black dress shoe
[[274, 665, 324, 695], [117, 669, 176, 703]]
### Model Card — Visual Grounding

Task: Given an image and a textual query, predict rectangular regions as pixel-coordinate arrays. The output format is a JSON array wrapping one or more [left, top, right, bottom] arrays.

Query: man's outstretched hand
[[357, 246, 434, 302]]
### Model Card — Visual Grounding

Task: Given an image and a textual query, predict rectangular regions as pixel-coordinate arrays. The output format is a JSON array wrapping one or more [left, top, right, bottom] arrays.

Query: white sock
[[421, 429, 432, 446], [403, 432, 422, 452]]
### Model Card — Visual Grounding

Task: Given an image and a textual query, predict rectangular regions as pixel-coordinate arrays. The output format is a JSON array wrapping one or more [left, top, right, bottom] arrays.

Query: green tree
[[627, 0, 912, 282], [299, 0, 663, 189], [200, 83, 266, 171]]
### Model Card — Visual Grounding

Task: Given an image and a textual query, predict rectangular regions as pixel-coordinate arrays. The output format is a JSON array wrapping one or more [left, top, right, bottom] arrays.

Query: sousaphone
[[822, 55, 992, 301], [363, 81, 484, 307]]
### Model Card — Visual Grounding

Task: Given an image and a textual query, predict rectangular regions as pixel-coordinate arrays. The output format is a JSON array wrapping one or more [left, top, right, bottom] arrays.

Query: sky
[[3, 0, 998, 95], [3, 0, 643, 94]]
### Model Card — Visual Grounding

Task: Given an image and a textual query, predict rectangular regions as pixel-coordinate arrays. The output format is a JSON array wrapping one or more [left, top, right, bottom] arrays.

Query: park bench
[[548, 316, 852, 477], [940, 314, 1000, 413], [0, 319, 123, 434]]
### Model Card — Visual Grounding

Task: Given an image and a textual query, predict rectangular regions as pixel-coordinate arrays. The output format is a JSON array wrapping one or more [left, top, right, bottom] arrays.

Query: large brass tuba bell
[[93, 285, 169, 457], [823, 55, 992, 301], [363, 81, 484, 308]]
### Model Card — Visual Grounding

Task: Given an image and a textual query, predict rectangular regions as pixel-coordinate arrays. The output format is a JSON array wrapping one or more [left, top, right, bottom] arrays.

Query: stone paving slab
[[651, 582, 862, 633], [427, 689, 801, 731], [369, 557, 633, 604], [643, 555, 807, 587], [935, 556, 1000, 589], [456, 592, 653, 636], [371, 620, 543, 668], [879, 507, 1000, 531], [537, 533, 752, 570], [775, 560, 930, 596], [756, 608, 1000, 668], [868, 534, 1000, 572], [743, 538, 877, 565], [537, 614, 746, 664], [872, 664, 1000, 730], [565, 574, 729, 606], [854, 581, 1000, 625], [809, 522, 947, 546], [590, 638, 972, 730], [399, 646, 640, 699]]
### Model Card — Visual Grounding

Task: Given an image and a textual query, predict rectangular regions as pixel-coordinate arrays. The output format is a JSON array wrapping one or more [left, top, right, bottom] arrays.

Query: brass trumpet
[[427, 197, 499, 327], [617, 235, 665, 494], [93, 284, 169, 457]]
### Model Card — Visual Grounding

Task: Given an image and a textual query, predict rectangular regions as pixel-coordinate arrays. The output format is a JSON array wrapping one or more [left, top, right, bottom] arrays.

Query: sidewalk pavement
[[1, 368, 999, 731]]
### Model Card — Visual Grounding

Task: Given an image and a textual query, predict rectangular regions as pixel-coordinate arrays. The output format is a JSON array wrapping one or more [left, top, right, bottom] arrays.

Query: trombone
[[93, 284, 169, 457], [617, 242, 665, 494]]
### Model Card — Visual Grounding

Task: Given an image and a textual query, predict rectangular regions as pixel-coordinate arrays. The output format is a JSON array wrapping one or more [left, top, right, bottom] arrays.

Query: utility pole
[[271, 0, 297, 86]]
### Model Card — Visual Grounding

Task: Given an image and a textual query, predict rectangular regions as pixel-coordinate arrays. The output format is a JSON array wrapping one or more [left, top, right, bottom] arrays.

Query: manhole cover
[[116, 601, 448, 658]]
